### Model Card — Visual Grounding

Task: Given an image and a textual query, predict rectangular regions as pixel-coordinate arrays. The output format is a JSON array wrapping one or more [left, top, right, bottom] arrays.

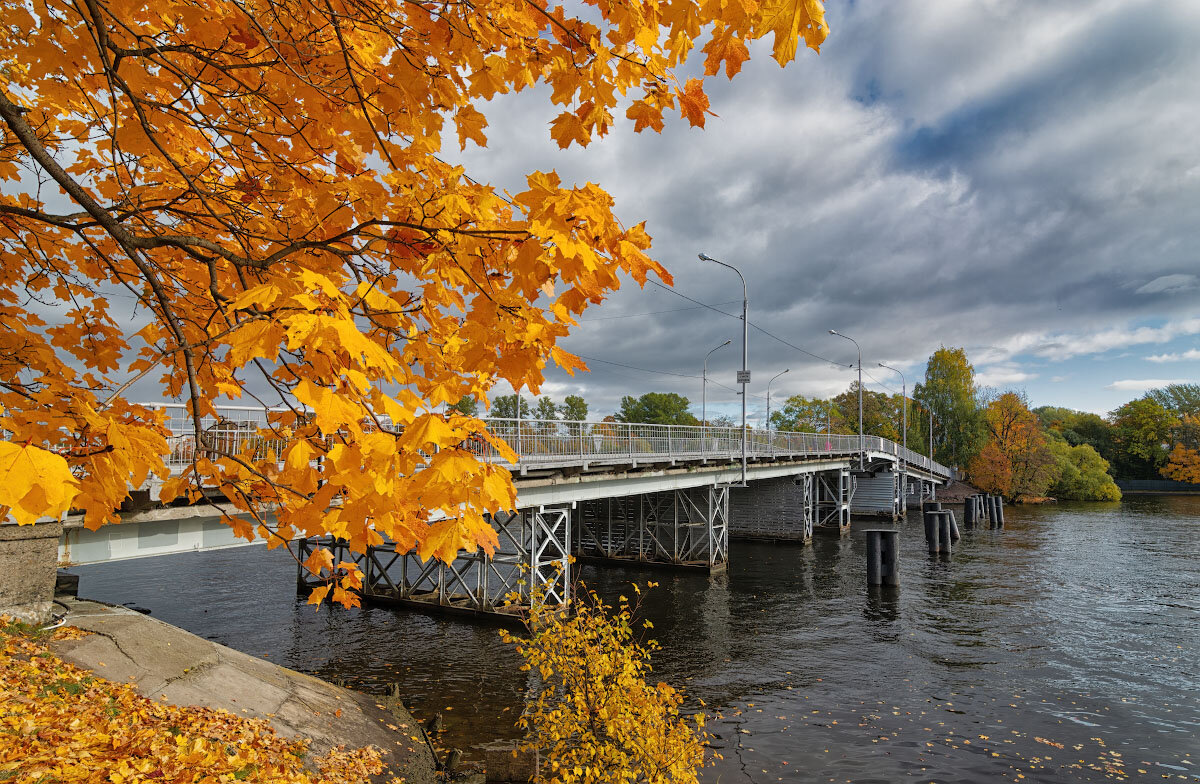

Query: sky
[[451, 0, 1200, 423]]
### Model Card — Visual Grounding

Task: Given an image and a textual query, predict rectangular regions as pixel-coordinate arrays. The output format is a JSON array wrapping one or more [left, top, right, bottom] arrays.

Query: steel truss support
[[574, 486, 729, 569], [815, 467, 853, 531], [297, 506, 572, 618], [797, 473, 816, 542]]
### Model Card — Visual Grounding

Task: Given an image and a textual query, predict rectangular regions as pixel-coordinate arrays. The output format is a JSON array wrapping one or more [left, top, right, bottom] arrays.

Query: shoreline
[[47, 597, 443, 784]]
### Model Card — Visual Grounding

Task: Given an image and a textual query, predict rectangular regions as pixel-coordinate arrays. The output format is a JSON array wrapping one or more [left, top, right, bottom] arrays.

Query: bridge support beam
[[815, 467, 852, 533], [574, 486, 728, 570], [298, 506, 572, 619]]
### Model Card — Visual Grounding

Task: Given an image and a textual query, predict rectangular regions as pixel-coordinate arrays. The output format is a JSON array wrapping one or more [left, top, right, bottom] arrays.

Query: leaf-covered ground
[[0, 619, 395, 783]]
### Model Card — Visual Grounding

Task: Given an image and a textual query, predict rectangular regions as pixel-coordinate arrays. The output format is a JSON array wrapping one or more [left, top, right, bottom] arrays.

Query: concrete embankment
[[50, 598, 440, 784]]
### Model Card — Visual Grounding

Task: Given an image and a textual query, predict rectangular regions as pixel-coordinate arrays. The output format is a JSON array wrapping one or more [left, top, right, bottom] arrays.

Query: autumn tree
[[969, 392, 1058, 501], [831, 383, 901, 441], [1161, 414, 1200, 484], [913, 347, 986, 469], [1143, 383, 1200, 418], [0, 0, 829, 597], [449, 397, 479, 417]]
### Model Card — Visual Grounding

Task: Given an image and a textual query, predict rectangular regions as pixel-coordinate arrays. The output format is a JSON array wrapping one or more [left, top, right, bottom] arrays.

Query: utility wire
[[579, 301, 740, 322], [575, 353, 768, 399], [646, 279, 850, 368]]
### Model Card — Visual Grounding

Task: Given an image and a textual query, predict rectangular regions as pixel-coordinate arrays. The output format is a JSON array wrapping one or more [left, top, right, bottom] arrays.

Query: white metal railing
[[139, 403, 952, 480]]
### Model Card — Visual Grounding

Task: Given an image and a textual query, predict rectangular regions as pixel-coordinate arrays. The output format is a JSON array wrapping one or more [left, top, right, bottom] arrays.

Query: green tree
[[913, 346, 986, 468], [1108, 398, 1179, 479], [832, 383, 900, 441], [449, 396, 479, 416], [492, 394, 532, 420], [769, 395, 840, 433], [1048, 441, 1122, 501], [1035, 406, 1115, 462], [616, 393, 698, 426], [534, 396, 560, 422], [560, 395, 589, 422], [1143, 383, 1200, 417]]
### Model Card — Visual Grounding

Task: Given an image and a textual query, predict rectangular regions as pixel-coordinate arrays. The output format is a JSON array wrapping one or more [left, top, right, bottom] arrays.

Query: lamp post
[[829, 330, 863, 468], [699, 253, 748, 486], [766, 368, 790, 431], [702, 339, 731, 428], [878, 362, 907, 515]]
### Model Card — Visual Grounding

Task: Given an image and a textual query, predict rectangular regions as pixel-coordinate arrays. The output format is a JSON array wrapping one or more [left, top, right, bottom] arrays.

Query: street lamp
[[878, 362, 907, 513], [699, 253, 748, 486], [765, 368, 790, 432], [829, 329, 863, 468], [702, 339, 731, 428]]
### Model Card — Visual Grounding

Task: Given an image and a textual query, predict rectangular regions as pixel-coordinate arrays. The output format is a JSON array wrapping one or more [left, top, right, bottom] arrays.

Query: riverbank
[[40, 598, 440, 783]]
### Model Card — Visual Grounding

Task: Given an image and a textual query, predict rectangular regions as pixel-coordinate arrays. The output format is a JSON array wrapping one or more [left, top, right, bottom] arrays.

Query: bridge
[[58, 404, 951, 619]]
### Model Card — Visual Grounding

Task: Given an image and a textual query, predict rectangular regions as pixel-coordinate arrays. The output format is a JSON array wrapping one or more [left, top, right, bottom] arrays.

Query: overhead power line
[[646, 279, 849, 368]]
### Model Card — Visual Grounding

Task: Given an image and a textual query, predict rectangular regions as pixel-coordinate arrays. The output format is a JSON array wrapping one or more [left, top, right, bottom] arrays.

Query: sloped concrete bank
[[50, 598, 441, 784]]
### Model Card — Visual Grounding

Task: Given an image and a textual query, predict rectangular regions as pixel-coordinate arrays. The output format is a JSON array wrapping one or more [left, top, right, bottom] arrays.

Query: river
[[73, 495, 1200, 783]]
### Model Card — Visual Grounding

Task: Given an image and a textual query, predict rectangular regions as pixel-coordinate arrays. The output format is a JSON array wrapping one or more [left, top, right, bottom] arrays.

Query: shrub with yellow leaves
[[501, 582, 706, 784]]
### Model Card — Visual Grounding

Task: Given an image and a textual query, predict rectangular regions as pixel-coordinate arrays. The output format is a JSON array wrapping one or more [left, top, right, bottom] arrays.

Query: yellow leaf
[[0, 442, 79, 524]]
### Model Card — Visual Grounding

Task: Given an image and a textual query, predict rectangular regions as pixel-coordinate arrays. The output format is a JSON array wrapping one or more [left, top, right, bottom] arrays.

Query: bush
[[501, 584, 707, 784]]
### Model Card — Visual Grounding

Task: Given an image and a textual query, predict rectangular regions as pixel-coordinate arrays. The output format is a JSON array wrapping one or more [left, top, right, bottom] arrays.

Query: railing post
[[667, 424, 673, 458]]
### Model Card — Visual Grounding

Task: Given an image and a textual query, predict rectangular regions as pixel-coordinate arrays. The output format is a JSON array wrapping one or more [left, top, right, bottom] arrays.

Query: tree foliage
[[913, 347, 986, 469], [501, 585, 707, 784], [1109, 398, 1178, 480], [534, 396, 561, 422], [769, 395, 838, 433], [0, 0, 828, 597], [1047, 441, 1122, 501], [492, 394, 533, 420], [969, 392, 1058, 500], [561, 395, 589, 422], [616, 393, 698, 426], [1143, 383, 1200, 417]]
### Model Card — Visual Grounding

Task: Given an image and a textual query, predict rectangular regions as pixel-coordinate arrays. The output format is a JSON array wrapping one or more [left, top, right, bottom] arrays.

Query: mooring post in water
[[948, 509, 961, 542], [963, 498, 976, 528], [865, 529, 900, 586], [937, 511, 953, 555], [995, 495, 1005, 528], [924, 508, 940, 553], [987, 495, 1001, 529], [978, 495, 987, 524]]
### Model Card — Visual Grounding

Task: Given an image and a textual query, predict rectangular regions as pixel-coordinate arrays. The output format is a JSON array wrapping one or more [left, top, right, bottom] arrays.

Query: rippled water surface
[[75, 496, 1200, 782]]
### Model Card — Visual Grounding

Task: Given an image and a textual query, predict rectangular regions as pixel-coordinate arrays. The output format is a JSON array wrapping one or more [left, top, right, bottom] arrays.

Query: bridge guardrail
[[143, 404, 951, 480]]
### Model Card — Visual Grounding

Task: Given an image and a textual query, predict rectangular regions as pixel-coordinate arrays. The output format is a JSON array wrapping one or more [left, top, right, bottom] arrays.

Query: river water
[[73, 496, 1199, 783]]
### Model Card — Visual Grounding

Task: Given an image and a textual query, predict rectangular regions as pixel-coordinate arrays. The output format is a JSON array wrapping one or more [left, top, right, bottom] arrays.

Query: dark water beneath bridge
[[74, 496, 1200, 783]]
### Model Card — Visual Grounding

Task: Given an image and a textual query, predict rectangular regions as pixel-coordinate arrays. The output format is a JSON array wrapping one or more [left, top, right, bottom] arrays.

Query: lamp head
[[722, 339, 731, 346], [828, 329, 838, 335], [698, 253, 714, 261]]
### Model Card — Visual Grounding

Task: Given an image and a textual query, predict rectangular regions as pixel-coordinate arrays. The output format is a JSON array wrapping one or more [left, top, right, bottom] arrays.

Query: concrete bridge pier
[[574, 487, 729, 570], [297, 505, 573, 619]]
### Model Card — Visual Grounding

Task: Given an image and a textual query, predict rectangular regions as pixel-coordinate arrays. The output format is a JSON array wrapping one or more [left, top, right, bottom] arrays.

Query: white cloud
[[1105, 378, 1193, 392], [1050, 375, 1069, 383], [976, 364, 1038, 387], [1135, 274, 1199, 295], [1145, 348, 1200, 363]]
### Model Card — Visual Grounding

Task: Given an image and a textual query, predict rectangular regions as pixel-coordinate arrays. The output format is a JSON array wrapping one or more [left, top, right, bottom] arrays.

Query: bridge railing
[[140, 404, 951, 479]]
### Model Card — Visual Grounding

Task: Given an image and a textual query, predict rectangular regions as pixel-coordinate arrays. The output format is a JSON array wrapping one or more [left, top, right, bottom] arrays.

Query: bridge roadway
[[59, 407, 951, 617]]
